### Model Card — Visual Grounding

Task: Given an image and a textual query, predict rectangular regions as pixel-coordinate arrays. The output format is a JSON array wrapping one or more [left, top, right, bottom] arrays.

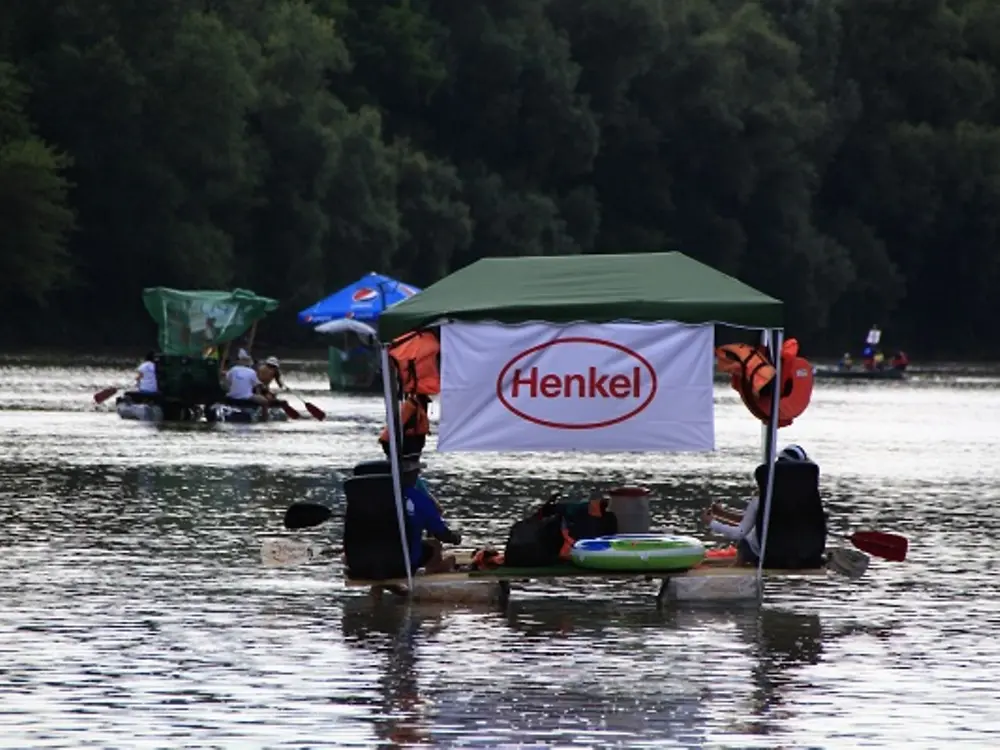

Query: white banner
[[438, 322, 715, 453]]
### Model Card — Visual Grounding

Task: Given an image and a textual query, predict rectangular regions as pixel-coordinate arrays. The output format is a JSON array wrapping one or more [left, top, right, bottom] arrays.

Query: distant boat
[[813, 366, 907, 381]]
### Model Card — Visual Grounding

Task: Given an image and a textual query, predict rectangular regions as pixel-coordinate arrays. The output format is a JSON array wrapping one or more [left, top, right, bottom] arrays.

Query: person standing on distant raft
[[135, 351, 158, 393], [699, 445, 813, 565], [862, 324, 881, 369]]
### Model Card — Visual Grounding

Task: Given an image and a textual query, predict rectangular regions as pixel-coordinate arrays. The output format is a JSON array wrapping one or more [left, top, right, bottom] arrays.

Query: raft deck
[[345, 560, 828, 606]]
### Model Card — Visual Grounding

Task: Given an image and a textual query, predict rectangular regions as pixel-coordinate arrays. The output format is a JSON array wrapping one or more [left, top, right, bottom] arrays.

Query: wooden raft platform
[[345, 558, 828, 606], [344, 561, 826, 587]]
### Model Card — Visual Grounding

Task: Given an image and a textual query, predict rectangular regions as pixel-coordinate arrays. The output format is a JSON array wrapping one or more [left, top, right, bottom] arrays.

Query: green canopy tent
[[142, 287, 279, 357], [371, 252, 789, 596], [376, 252, 781, 341]]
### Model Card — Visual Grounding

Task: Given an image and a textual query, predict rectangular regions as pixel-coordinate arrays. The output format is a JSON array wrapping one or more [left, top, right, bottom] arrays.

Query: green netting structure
[[142, 287, 279, 357]]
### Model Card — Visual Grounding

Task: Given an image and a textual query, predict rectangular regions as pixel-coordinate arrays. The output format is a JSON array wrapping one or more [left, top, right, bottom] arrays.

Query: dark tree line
[[1, 0, 998, 357]]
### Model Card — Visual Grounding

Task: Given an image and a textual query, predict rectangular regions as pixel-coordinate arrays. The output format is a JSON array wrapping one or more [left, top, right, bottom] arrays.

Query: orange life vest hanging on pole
[[388, 330, 440, 396], [715, 338, 814, 427]]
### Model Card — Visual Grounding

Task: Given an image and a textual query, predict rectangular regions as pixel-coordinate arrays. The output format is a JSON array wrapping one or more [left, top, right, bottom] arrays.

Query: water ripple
[[0, 361, 997, 747]]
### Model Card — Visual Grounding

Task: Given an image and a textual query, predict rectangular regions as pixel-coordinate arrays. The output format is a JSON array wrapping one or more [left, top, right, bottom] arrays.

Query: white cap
[[237, 348, 252, 363], [264, 356, 280, 369]]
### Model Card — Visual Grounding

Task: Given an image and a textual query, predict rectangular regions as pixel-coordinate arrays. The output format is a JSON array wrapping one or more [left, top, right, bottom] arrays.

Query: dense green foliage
[[1, 0, 998, 356]]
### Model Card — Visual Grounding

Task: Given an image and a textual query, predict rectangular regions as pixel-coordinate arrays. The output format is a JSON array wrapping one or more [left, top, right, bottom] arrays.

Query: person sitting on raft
[[837, 352, 853, 371], [135, 351, 158, 394], [400, 457, 461, 573], [700, 444, 813, 565], [225, 350, 269, 407], [254, 356, 286, 403]]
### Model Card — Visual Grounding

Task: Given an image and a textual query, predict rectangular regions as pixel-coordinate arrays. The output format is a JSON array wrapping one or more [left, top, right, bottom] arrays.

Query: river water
[[1, 356, 999, 749]]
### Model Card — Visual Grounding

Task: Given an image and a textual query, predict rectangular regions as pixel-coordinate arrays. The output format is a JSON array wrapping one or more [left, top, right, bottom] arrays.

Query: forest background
[[2, 0, 998, 358]]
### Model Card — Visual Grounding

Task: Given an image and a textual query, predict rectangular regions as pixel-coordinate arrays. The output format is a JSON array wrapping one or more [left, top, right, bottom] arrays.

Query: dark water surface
[[1, 357, 999, 748]]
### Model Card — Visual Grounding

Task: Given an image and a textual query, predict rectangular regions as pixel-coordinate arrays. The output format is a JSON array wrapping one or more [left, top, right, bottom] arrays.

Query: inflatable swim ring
[[570, 534, 706, 572]]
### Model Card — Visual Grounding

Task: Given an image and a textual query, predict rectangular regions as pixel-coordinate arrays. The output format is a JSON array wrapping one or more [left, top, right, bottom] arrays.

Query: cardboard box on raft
[[349, 556, 827, 605]]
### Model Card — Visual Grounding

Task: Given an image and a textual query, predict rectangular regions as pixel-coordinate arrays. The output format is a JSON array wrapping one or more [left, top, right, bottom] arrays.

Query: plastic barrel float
[[570, 534, 706, 572]]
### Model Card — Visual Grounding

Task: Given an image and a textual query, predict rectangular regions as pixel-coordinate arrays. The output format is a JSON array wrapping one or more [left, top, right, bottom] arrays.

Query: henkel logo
[[352, 287, 379, 303], [496, 337, 657, 429]]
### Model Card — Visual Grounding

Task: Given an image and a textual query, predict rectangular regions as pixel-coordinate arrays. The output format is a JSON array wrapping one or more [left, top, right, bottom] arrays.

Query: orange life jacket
[[378, 396, 429, 443], [715, 339, 813, 428], [388, 331, 440, 396]]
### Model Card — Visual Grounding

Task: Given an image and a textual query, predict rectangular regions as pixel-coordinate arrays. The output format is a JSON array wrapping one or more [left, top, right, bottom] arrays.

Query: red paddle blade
[[279, 401, 301, 419], [304, 401, 326, 420], [94, 386, 118, 404], [850, 531, 908, 562]]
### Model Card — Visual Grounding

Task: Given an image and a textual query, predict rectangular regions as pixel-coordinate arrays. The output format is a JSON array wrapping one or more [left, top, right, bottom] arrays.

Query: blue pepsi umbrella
[[297, 272, 421, 325]]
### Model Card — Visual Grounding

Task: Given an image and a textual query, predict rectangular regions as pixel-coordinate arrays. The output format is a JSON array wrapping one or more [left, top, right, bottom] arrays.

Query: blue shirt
[[404, 483, 449, 571]]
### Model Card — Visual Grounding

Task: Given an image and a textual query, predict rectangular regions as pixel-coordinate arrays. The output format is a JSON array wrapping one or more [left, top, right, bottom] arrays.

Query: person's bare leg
[[422, 539, 456, 573]]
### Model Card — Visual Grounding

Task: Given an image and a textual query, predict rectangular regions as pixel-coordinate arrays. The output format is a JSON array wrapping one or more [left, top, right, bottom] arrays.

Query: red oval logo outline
[[495, 337, 658, 430]]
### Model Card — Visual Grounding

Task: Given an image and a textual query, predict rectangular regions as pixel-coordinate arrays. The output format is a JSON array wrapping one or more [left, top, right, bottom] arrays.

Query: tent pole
[[759, 331, 770, 463], [756, 328, 784, 600], [379, 345, 413, 590]]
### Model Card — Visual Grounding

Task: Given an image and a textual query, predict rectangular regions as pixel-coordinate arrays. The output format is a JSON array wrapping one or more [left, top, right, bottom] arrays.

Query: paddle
[[94, 386, 122, 404], [850, 530, 907, 562], [284, 501, 333, 530], [276, 400, 302, 419], [707, 506, 908, 563], [261, 538, 340, 566], [826, 547, 869, 579], [284, 389, 325, 420]]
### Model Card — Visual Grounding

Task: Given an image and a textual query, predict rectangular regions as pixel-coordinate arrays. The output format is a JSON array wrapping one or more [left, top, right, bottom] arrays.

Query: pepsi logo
[[352, 287, 379, 303]]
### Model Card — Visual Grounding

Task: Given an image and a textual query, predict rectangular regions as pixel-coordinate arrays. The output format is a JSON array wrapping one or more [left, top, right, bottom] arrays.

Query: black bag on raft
[[503, 495, 565, 567], [503, 494, 618, 568]]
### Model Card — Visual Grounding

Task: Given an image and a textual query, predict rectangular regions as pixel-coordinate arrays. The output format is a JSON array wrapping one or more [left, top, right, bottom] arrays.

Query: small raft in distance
[[204, 403, 290, 424], [115, 394, 203, 422], [813, 366, 907, 381]]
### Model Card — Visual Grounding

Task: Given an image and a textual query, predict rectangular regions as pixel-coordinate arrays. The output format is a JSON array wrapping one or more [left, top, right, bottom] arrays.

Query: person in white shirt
[[225, 350, 268, 406], [701, 444, 812, 564], [135, 352, 158, 393]]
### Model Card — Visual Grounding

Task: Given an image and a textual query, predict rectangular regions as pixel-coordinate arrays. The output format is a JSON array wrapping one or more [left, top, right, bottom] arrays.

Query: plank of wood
[[343, 563, 826, 588]]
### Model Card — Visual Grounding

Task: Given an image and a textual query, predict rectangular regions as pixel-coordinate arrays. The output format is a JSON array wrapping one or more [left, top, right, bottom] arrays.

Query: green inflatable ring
[[571, 534, 706, 572]]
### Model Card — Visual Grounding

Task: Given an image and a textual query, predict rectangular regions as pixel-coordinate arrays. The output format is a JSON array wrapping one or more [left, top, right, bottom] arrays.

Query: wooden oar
[[94, 385, 123, 404], [284, 501, 333, 530]]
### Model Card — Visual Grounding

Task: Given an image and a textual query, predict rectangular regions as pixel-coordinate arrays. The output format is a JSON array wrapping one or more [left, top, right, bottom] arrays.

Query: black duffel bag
[[504, 493, 617, 567]]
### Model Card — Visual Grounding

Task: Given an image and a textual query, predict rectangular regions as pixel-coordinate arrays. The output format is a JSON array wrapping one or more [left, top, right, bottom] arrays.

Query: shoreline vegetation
[[2, 1, 998, 360]]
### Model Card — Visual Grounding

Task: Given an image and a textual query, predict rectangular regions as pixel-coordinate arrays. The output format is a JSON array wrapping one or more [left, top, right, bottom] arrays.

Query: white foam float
[[665, 572, 760, 602]]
